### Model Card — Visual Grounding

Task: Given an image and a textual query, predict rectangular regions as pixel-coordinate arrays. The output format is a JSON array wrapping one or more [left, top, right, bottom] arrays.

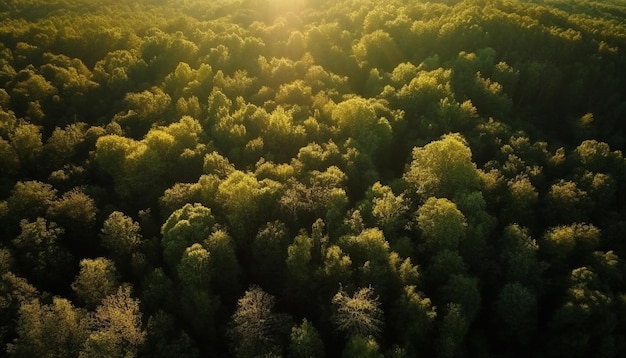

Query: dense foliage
[[2, 0, 626, 356]]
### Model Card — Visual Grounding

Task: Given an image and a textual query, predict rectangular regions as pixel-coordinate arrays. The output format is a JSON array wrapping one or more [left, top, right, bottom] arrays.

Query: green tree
[[416, 197, 467, 253], [285, 232, 314, 298], [217, 170, 282, 240], [437, 303, 469, 358], [9, 297, 89, 358], [403, 133, 480, 200], [338, 228, 391, 289], [320, 245, 353, 289], [81, 286, 146, 358], [139, 268, 175, 315], [12, 218, 73, 291], [204, 229, 240, 301], [113, 86, 171, 137], [494, 282, 536, 345], [354, 29, 403, 72], [289, 318, 325, 358], [331, 97, 392, 158], [141, 311, 199, 358], [177, 243, 211, 289], [6, 181, 57, 224], [439, 274, 481, 322], [42, 123, 88, 171], [94, 134, 135, 175], [391, 285, 437, 356], [500, 224, 545, 288], [543, 223, 601, 268], [544, 180, 590, 224], [161, 203, 215, 269], [503, 175, 538, 226], [10, 123, 43, 172], [100, 211, 142, 271], [426, 249, 467, 288], [71, 258, 120, 309], [177, 243, 218, 347], [342, 335, 384, 358], [250, 220, 290, 292], [0, 271, 39, 348], [47, 188, 97, 237], [0, 137, 20, 177], [369, 182, 410, 235], [546, 267, 615, 358]]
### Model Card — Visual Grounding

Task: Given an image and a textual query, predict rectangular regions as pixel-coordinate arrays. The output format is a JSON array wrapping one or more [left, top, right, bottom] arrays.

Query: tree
[[0, 137, 19, 177], [6, 181, 57, 224], [543, 223, 601, 268], [177, 243, 218, 347], [331, 97, 392, 158], [320, 245, 353, 289], [100, 211, 142, 271], [391, 285, 437, 356], [546, 266, 615, 358], [72, 258, 120, 309], [503, 175, 538, 226], [46, 188, 97, 236], [81, 286, 146, 358], [500, 224, 545, 288], [354, 29, 403, 72], [289, 318, 325, 358], [416, 197, 467, 253], [0, 271, 39, 348], [544, 180, 590, 225], [43, 123, 88, 171], [161, 203, 215, 269], [216, 170, 281, 240], [494, 282, 536, 345], [8, 297, 89, 358], [332, 286, 383, 338], [139, 268, 175, 315], [439, 274, 481, 322], [403, 133, 480, 200], [10, 123, 43, 171], [12, 218, 73, 291], [426, 249, 467, 287], [177, 243, 211, 289], [204, 229, 240, 301], [369, 182, 410, 235], [251, 220, 290, 291], [341, 335, 384, 358], [113, 87, 171, 137], [285, 232, 314, 297], [141, 311, 199, 358], [229, 286, 291, 358], [338, 228, 392, 292], [437, 303, 469, 358]]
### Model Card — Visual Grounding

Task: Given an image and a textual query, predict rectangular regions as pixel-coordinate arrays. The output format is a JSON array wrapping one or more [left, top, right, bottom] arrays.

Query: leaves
[[332, 286, 383, 338]]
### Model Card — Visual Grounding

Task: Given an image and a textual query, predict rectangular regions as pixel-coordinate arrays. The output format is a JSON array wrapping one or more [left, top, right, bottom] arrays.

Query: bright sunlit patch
[[266, 0, 306, 14]]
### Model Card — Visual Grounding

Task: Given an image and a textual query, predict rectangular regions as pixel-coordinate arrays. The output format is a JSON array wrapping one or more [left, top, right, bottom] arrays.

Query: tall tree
[[332, 286, 383, 338], [81, 286, 146, 358], [71, 258, 120, 309], [403, 133, 480, 200], [229, 286, 291, 358]]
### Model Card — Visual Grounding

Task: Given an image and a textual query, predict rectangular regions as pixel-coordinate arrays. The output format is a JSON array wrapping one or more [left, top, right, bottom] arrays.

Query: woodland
[[1, 0, 626, 356]]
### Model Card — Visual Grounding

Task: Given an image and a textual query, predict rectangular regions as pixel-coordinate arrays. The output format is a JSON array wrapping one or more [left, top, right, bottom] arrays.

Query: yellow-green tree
[[404, 133, 480, 200]]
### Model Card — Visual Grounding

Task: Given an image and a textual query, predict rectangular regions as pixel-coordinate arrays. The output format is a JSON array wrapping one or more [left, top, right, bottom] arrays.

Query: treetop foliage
[[2, 0, 626, 356]]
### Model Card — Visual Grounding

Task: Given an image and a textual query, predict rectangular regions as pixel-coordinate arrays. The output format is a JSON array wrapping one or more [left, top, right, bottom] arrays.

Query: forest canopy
[[2, 0, 626, 357]]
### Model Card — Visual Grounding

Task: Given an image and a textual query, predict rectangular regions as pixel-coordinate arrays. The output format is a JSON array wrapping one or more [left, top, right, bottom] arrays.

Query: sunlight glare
[[267, 0, 305, 14]]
